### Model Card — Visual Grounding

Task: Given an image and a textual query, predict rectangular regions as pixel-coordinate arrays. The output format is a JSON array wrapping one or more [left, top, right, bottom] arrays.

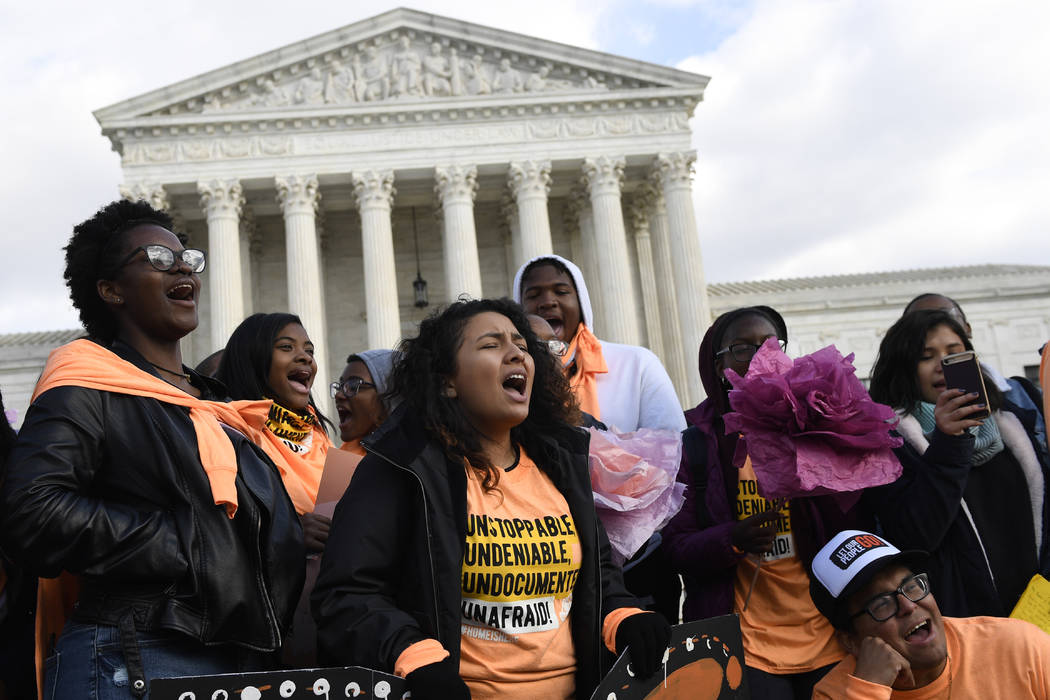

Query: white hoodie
[[512, 255, 686, 433]]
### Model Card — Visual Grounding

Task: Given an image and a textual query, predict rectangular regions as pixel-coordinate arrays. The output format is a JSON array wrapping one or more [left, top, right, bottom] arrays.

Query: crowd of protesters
[[0, 198, 1048, 699]]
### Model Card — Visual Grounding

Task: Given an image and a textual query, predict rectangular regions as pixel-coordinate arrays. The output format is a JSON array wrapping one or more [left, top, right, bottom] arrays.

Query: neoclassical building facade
[[95, 8, 713, 407]]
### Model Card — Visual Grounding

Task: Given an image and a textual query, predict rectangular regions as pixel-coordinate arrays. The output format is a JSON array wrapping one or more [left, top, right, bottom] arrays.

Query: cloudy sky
[[1, 0, 1047, 333]]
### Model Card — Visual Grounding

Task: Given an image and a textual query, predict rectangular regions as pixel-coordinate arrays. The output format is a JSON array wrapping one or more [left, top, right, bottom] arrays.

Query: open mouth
[[905, 619, 932, 643], [287, 368, 313, 393], [166, 282, 195, 302], [543, 316, 564, 339], [337, 406, 351, 423], [502, 372, 527, 399]]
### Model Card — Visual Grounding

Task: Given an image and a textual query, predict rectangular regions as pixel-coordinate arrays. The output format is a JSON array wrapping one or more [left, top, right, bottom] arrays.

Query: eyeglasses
[[544, 339, 569, 357], [849, 572, 931, 623], [715, 340, 787, 363], [330, 376, 377, 399], [113, 245, 207, 274]]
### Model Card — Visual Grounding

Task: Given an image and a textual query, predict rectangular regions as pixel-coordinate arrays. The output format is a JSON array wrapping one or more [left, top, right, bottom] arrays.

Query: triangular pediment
[[94, 8, 708, 124]]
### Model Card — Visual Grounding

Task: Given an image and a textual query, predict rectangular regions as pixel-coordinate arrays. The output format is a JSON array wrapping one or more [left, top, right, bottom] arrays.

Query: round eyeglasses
[[114, 244, 207, 274], [715, 339, 788, 363], [849, 572, 931, 623], [330, 376, 377, 399]]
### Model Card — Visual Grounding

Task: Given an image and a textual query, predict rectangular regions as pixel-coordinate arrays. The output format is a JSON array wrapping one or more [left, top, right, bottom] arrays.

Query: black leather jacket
[[0, 341, 304, 651], [312, 406, 638, 696]]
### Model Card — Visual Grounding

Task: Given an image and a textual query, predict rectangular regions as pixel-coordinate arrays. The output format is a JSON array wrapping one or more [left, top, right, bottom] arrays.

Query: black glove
[[405, 658, 471, 700], [615, 612, 671, 679]]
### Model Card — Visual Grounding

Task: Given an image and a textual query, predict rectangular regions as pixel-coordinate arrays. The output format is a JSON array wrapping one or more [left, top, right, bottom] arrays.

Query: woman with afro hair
[[313, 298, 670, 700], [0, 200, 304, 698]]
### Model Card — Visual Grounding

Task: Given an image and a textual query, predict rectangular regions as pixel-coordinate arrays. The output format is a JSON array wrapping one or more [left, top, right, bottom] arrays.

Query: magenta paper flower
[[722, 338, 902, 500]]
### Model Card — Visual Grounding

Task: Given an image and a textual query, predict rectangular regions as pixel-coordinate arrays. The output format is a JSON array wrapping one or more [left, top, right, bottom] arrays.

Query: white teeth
[[907, 621, 928, 636]]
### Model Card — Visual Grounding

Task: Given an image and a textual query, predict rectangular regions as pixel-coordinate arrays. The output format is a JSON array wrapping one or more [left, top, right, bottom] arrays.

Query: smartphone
[[941, 351, 990, 419]]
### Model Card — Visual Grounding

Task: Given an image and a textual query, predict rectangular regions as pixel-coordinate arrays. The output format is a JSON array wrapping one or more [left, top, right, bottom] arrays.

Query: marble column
[[508, 160, 553, 264], [653, 152, 711, 403], [352, 170, 402, 349], [642, 183, 690, 404], [275, 174, 329, 393], [500, 193, 523, 272], [626, 198, 665, 361], [582, 156, 639, 346], [239, 206, 257, 318], [434, 165, 483, 301], [565, 184, 603, 331], [197, 179, 245, 350]]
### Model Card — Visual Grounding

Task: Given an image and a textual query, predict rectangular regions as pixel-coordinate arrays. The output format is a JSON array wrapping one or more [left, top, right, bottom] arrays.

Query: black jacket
[[0, 341, 304, 651], [867, 401, 1050, 617], [312, 406, 638, 696]]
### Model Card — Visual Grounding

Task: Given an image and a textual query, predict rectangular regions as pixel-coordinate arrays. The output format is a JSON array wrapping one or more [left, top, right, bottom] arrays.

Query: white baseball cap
[[809, 529, 927, 629]]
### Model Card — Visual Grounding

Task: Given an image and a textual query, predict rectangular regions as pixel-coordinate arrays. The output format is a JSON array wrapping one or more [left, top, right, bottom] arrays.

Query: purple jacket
[[661, 401, 868, 621]]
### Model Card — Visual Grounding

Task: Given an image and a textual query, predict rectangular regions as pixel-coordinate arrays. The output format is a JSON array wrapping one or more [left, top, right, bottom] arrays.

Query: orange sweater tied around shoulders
[[563, 324, 608, 420], [30, 339, 329, 697]]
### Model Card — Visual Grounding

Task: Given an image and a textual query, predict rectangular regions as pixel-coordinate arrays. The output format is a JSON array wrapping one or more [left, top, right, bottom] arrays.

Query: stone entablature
[[95, 8, 707, 178]]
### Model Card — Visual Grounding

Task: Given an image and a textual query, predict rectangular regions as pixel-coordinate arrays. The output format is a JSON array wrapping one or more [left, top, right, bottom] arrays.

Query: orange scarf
[[563, 324, 608, 420], [340, 439, 367, 456]]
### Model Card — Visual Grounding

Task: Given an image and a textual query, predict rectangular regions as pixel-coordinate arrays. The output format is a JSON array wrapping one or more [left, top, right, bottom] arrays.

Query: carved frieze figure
[[391, 36, 423, 97], [201, 93, 224, 113], [361, 46, 390, 101], [492, 58, 523, 93], [466, 53, 491, 95], [255, 79, 291, 108], [449, 47, 465, 96], [422, 42, 453, 97], [294, 67, 325, 104], [324, 60, 355, 103], [525, 65, 550, 92]]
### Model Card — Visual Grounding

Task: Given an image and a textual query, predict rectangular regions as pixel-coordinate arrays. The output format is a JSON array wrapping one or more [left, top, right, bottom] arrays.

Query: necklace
[[147, 360, 191, 381]]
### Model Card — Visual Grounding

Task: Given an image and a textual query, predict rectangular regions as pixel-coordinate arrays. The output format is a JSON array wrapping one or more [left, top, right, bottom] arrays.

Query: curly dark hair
[[869, 309, 1001, 414], [215, 312, 334, 434], [390, 297, 581, 492], [63, 199, 182, 342]]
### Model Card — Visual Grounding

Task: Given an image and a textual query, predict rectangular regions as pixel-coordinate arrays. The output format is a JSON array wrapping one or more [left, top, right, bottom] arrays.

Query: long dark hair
[[216, 312, 334, 433], [389, 298, 581, 492], [869, 309, 1001, 414]]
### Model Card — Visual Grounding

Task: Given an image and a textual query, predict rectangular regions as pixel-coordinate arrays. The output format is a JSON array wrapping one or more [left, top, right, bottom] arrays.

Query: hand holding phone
[[941, 351, 990, 420]]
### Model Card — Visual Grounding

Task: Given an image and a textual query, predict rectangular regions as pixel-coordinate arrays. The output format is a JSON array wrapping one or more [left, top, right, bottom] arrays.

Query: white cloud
[[684, 0, 1050, 283]]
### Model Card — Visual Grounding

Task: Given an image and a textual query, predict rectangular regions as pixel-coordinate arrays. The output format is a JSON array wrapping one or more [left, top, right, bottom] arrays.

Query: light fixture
[[411, 206, 428, 308]]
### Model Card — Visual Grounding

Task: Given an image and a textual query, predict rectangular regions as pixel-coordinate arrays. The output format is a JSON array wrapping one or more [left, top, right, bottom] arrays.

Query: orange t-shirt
[[813, 616, 1050, 699], [458, 450, 583, 699], [733, 458, 845, 674]]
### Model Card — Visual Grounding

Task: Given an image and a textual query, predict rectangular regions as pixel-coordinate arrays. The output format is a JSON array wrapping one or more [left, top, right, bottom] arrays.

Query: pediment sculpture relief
[[183, 36, 631, 115]]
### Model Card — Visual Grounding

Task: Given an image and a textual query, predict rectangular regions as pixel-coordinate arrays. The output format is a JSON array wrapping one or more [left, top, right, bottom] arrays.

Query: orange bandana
[[563, 324, 608, 420]]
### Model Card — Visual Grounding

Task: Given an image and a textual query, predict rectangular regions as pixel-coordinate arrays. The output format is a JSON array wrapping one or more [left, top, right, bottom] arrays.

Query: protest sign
[[150, 666, 406, 699], [590, 614, 749, 700]]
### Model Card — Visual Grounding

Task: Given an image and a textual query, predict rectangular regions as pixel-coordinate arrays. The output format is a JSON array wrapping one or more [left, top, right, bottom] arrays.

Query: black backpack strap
[[681, 425, 712, 530]]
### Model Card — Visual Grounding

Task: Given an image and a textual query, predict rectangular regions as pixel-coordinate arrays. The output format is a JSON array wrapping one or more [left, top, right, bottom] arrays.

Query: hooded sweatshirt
[[512, 255, 685, 433]]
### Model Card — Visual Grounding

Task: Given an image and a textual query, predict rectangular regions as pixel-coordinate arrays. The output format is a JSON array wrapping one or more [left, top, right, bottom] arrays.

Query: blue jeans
[[44, 622, 270, 700]]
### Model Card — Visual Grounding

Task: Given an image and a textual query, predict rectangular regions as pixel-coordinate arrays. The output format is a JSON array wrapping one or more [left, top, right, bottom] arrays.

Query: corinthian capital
[[120, 182, 172, 212], [651, 152, 697, 189], [626, 196, 651, 237], [507, 160, 552, 200], [434, 164, 478, 203], [275, 174, 321, 216], [582, 155, 625, 195], [351, 170, 396, 210], [197, 179, 244, 220]]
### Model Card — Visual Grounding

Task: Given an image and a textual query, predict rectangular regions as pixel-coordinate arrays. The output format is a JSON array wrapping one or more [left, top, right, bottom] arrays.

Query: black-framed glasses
[[849, 572, 931, 623], [114, 245, 207, 274], [330, 377, 377, 399], [715, 340, 787, 363], [545, 339, 569, 357]]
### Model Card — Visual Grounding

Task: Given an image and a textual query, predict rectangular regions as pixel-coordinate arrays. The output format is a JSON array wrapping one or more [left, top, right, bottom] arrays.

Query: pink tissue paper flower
[[722, 338, 902, 501], [588, 427, 685, 565]]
